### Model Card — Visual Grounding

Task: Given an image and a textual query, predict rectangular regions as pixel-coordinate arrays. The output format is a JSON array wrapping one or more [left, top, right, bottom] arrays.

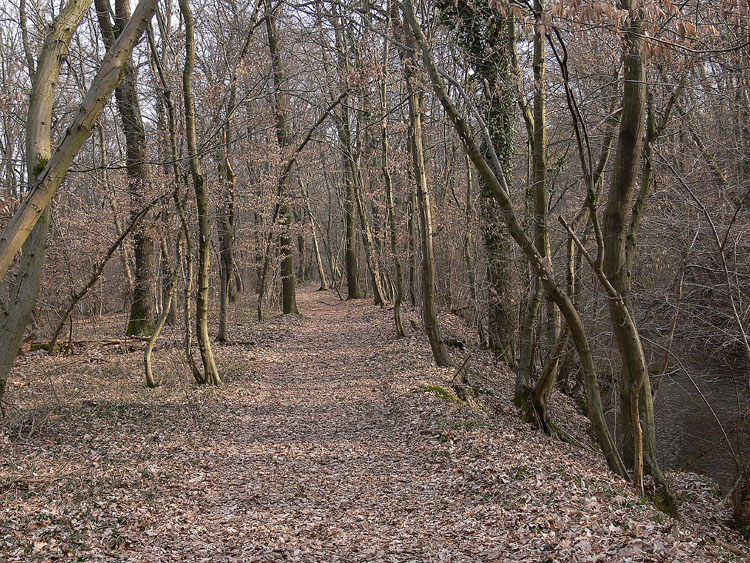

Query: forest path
[[184, 285, 488, 560]]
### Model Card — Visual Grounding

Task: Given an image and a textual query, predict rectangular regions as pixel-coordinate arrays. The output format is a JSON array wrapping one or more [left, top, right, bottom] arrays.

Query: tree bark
[[0, 0, 91, 400], [396, 2, 452, 367], [602, 0, 674, 510], [179, 0, 221, 385], [265, 0, 298, 314], [380, 14, 405, 336], [95, 0, 157, 337]]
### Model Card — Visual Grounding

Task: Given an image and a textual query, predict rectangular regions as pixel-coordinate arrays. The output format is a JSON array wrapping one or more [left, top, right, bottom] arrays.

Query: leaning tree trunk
[[0, 0, 158, 280], [0, 0, 100, 402], [179, 0, 221, 385]]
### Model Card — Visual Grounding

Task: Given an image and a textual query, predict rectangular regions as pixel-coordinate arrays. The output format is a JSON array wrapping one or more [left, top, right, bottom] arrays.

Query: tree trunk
[[602, 0, 674, 511], [145, 257, 180, 388], [0, 0, 136, 402], [301, 181, 329, 291], [529, 0, 561, 416], [147, 22, 202, 383], [95, 0, 157, 337], [397, 3, 452, 367], [217, 121, 236, 341], [179, 0, 221, 385], [265, 0, 298, 314], [407, 190, 417, 307], [380, 20, 405, 336], [0, 0, 158, 282], [353, 163, 387, 306]]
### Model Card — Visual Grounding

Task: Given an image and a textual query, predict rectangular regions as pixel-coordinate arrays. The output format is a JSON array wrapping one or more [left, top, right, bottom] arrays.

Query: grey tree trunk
[[380, 17, 405, 337], [396, 2, 452, 367]]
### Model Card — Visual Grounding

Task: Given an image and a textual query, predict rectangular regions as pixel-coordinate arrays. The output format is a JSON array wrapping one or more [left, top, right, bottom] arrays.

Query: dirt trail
[[174, 287, 483, 560]]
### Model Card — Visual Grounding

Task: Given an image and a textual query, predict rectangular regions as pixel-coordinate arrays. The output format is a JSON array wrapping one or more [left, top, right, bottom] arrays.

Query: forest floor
[[1, 285, 747, 561]]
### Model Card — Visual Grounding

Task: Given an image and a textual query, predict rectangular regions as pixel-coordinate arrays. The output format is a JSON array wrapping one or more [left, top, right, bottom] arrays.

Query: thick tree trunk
[[0, 0, 159, 282], [344, 157, 360, 300], [94, 0, 157, 337], [0, 0, 116, 402], [602, 0, 674, 511], [266, 0, 298, 314]]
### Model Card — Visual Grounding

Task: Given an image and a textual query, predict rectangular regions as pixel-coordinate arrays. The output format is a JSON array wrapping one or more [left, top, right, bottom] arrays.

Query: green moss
[[412, 384, 461, 405], [32, 157, 48, 176], [512, 389, 533, 423]]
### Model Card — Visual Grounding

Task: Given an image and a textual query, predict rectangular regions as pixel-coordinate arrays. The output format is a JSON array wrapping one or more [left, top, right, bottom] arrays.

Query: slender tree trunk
[[98, 126, 134, 301], [147, 23, 202, 383], [602, 0, 674, 510], [407, 190, 417, 307], [217, 10, 260, 337], [529, 0, 561, 416], [179, 0, 221, 385], [145, 256, 180, 388], [396, 3, 451, 367], [380, 18, 405, 336], [462, 154, 483, 344], [301, 182, 328, 291], [353, 163, 387, 306]]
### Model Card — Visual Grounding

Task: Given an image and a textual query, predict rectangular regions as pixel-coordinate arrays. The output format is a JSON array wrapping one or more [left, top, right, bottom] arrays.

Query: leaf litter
[[1, 285, 747, 561]]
